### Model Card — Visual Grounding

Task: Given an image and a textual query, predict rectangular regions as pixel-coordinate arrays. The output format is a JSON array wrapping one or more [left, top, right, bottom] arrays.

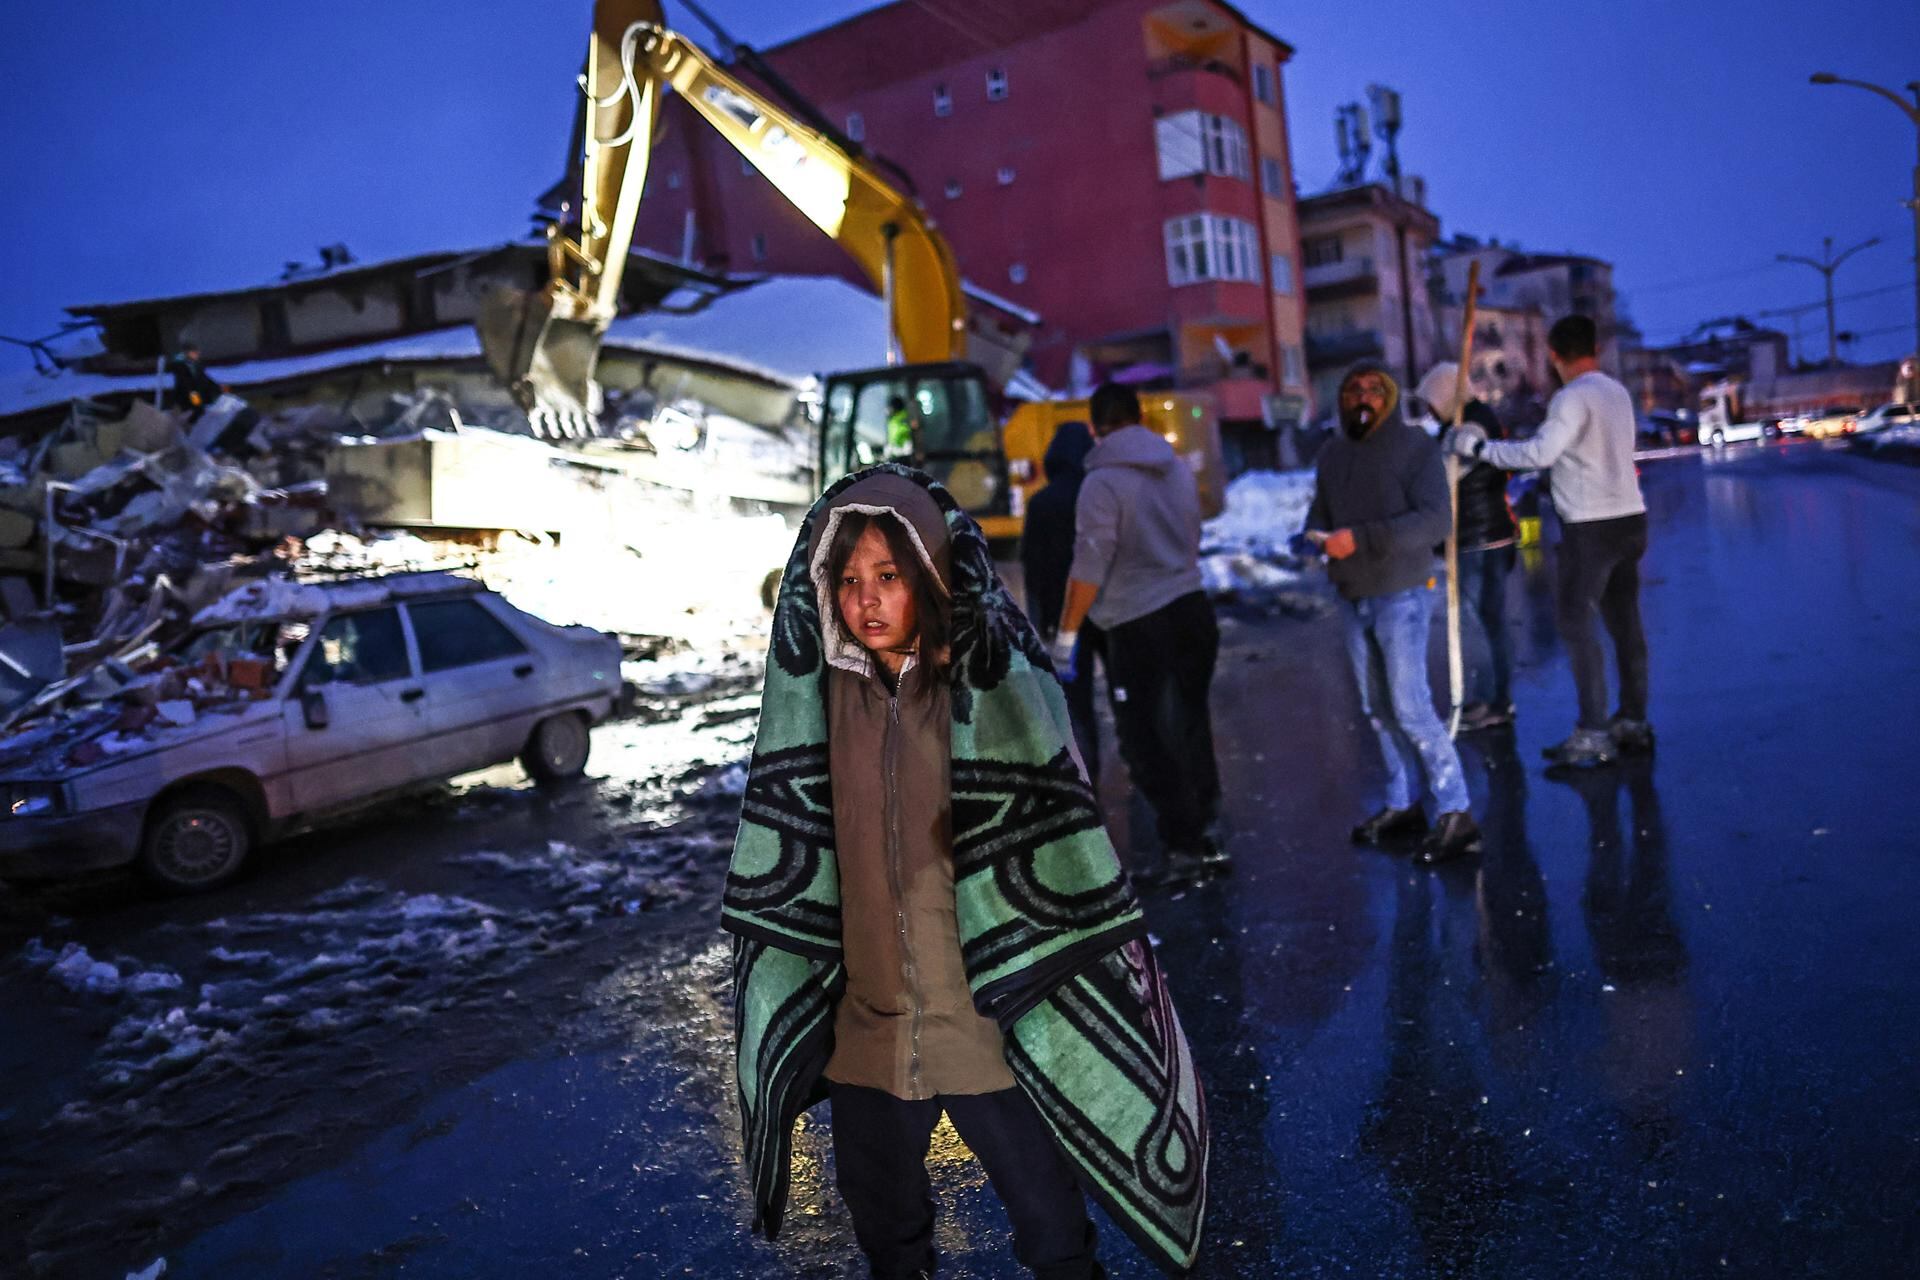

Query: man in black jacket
[[1416, 362, 1517, 731], [1019, 420, 1102, 777], [1309, 363, 1480, 864], [165, 344, 223, 420]]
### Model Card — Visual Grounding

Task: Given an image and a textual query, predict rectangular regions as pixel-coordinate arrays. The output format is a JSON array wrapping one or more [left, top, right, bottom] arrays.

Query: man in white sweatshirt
[[1445, 315, 1651, 769]]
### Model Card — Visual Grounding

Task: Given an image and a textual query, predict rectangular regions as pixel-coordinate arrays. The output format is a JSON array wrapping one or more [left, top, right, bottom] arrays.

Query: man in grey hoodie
[[1309, 362, 1480, 864], [1054, 383, 1229, 887]]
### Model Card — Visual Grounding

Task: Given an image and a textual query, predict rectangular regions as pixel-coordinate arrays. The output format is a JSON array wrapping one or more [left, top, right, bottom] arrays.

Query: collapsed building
[[0, 239, 1021, 735]]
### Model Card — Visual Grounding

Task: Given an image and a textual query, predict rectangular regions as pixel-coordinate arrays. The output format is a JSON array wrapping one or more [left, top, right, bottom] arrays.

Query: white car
[[1853, 402, 1918, 435], [0, 574, 621, 890], [1702, 418, 1766, 447]]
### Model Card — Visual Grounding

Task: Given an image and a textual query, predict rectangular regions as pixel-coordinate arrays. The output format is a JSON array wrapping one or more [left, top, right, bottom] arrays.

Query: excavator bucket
[[477, 285, 606, 429]]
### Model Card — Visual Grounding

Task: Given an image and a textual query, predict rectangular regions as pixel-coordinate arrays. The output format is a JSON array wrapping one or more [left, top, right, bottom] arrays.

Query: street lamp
[[1810, 72, 1920, 392], [1777, 235, 1880, 367]]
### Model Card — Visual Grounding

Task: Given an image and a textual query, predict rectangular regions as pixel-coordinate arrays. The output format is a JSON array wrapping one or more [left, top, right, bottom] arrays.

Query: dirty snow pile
[[1198, 470, 1330, 615]]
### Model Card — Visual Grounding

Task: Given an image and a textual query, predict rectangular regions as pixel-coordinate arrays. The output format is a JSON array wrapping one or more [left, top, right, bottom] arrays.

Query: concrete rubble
[[0, 387, 782, 763]]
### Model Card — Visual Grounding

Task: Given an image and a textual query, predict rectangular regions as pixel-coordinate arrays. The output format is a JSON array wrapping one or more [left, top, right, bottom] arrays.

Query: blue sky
[[2, 0, 1916, 375]]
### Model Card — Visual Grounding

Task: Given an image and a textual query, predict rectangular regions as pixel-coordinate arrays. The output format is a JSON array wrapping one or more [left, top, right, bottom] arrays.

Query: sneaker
[[1139, 841, 1233, 890], [1414, 811, 1482, 864], [1351, 806, 1428, 847], [1542, 727, 1617, 770], [1459, 701, 1515, 731], [1607, 716, 1656, 755]]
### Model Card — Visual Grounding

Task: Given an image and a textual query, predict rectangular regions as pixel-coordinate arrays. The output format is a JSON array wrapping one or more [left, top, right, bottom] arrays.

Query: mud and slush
[[5, 441, 1920, 1278]]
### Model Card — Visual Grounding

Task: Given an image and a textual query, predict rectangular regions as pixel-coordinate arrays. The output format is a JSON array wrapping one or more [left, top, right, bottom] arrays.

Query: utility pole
[[1810, 74, 1920, 394], [1777, 235, 1879, 367]]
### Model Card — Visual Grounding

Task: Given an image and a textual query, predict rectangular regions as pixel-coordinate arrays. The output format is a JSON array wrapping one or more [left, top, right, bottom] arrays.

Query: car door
[[280, 605, 435, 814], [402, 596, 541, 777]]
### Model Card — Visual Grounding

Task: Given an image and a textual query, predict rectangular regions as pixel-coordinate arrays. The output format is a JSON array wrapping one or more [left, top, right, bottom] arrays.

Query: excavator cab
[[821, 362, 1011, 526]]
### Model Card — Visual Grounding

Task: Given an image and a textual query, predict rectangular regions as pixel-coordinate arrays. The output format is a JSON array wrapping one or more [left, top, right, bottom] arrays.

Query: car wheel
[[141, 786, 253, 892], [524, 712, 591, 784], [1708, 430, 1725, 448]]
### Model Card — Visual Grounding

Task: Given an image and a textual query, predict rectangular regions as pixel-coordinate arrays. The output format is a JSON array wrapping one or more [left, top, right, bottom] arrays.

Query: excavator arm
[[479, 2, 967, 426]]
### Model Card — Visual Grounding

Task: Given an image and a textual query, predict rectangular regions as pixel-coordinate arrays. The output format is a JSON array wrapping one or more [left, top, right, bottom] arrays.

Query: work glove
[[1049, 628, 1080, 682], [1443, 422, 1488, 460]]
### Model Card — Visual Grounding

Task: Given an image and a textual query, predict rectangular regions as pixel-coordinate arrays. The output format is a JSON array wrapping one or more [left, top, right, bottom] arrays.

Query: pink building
[[631, 0, 1315, 452]]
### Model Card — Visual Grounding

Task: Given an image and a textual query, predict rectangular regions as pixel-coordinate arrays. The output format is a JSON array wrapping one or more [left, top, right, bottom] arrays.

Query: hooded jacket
[[727, 464, 1210, 1274], [806, 473, 1014, 1099], [1454, 400, 1517, 551], [1067, 424, 1205, 630], [1308, 363, 1452, 601], [1018, 421, 1094, 638]]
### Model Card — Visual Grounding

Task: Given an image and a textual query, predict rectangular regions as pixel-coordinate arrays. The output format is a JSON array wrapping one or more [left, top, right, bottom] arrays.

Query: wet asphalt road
[[6, 439, 1919, 1278]]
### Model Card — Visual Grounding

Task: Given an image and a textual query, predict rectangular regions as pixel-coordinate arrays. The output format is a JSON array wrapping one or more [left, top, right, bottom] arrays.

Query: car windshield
[[174, 620, 309, 677]]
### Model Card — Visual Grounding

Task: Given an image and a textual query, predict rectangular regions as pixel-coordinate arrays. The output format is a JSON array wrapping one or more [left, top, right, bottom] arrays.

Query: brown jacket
[[810, 474, 1013, 1100]]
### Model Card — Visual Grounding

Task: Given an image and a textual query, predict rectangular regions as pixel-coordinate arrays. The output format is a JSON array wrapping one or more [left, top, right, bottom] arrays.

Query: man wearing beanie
[[1415, 361, 1518, 731], [1308, 362, 1480, 864]]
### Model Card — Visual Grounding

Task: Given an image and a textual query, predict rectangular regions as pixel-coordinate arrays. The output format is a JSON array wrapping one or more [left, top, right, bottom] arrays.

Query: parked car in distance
[[1853, 402, 1918, 434], [1636, 411, 1696, 447], [0, 573, 622, 890], [1803, 407, 1863, 439]]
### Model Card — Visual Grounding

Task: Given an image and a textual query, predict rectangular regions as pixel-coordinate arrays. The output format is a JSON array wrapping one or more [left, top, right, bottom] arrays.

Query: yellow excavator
[[479, 0, 1224, 538]]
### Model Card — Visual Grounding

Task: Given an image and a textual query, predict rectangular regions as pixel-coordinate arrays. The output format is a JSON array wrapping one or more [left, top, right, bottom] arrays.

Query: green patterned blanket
[[723, 465, 1208, 1273]]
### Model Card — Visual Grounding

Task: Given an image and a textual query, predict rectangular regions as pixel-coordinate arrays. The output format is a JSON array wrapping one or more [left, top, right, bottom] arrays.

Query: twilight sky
[[2, 0, 1916, 376]]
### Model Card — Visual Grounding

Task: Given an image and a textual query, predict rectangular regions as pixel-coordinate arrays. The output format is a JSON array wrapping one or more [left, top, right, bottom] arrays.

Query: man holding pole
[[1445, 315, 1651, 770], [1308, 362, 1481, 865]]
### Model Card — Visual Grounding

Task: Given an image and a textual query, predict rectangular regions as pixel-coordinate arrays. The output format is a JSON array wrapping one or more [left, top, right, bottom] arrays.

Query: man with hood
[[1415, 361, 1518, 731], [1309, 362, 1481, 864], [726, 464, 1210, 1277], [1054, 383, 1229, 888], [1020, 420, 1102, 777]]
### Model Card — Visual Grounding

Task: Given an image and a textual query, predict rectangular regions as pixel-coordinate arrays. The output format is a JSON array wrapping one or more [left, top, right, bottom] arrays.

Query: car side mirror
[[301, 687, 330, 730]]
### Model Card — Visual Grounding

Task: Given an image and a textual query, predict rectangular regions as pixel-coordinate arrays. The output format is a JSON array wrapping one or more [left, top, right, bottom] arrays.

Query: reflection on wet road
[[7, 442, 1919, 1277]]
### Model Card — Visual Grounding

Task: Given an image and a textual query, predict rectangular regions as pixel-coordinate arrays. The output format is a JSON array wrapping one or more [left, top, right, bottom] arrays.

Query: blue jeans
[[1458, 544, 1516, 706], [1341, 586, 1470, 814]]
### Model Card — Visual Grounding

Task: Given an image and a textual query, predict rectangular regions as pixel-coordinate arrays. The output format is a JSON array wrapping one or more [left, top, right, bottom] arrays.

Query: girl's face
[[836, 525, 919, 674]]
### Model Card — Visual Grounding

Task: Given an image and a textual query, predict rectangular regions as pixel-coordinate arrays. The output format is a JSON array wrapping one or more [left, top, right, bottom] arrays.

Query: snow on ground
[[1198, 470, 1331, 616]]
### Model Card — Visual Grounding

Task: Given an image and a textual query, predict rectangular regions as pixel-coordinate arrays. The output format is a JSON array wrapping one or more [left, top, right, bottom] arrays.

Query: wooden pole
[[1444, 260, 1482, 738]]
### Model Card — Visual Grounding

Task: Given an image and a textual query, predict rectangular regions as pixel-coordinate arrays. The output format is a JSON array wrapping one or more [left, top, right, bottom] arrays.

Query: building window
[[846, 112, 865, 142], [1154, 110, 1250, 182], [751, 234, 768, 262], [1302, 234, 1344, 268], [934, 84, 952, 117], [944, 180, 962, 199], [1260, 156, 1284, 197], [1282, 344, 1305, 385], [1164, 214, 1264, 287], [1270, 252, 1295, 296], [986, 67, 1008, 101], [1252, 64, 1275, 105], [997, 166, 1016, 186], [1009, 263, 1028, 284]]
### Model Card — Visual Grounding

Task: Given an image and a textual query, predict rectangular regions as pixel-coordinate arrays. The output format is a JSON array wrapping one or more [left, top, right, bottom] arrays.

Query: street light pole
[[1810, 73, 1920, 392], [1777, 235, 1880, 367]]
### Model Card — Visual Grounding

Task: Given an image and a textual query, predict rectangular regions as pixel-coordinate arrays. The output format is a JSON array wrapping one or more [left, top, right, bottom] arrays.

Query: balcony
[[1303, 257, 1378, 299], [1146, 53, 1241, 84], [1306, 330, 1383, 370]]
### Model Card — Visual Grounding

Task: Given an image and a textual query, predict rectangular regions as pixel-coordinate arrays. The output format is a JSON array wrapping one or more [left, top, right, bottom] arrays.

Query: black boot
[[1414, 810, 1482, 864], [1351, 806, 1428, 847]]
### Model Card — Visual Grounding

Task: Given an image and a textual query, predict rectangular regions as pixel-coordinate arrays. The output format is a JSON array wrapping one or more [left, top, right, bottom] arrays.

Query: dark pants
[[1555, 514, 1649, 729], [1458, 543, 1516, 706], [1060, 622, 1104, 782], [1103, 591, 1221, 853], [829, 1082, 1100, 1280]]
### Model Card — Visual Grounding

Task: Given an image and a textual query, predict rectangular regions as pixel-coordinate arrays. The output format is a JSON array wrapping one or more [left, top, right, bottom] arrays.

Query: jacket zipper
[[883, 667, 926, 1100]]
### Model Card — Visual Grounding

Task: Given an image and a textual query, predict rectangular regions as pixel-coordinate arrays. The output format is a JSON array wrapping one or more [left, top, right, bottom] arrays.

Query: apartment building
[[630, 0, 1316, 448]]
